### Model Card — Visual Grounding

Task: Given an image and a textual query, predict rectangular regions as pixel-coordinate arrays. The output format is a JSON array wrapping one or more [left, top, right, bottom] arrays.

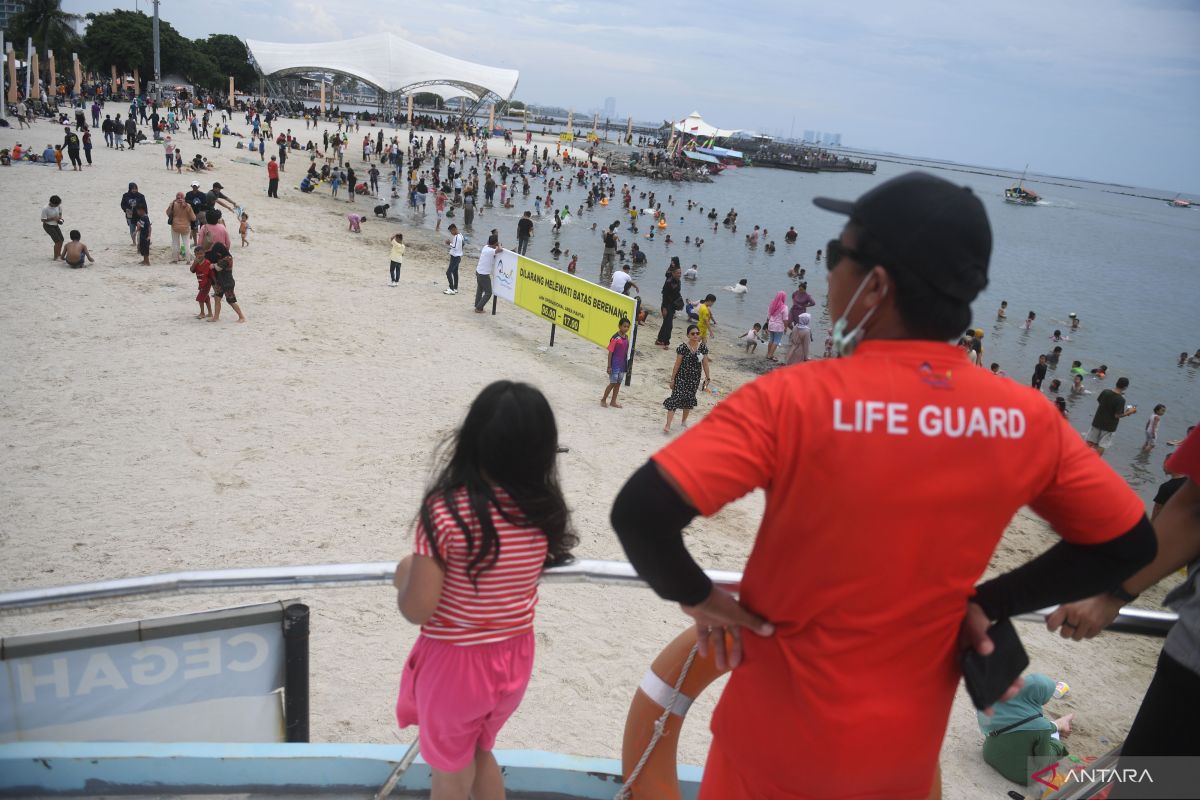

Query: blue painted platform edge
[[0, 742, 703, 798]]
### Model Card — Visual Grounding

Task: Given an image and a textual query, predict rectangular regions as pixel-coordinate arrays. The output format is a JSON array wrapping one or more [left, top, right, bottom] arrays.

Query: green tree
[[195, 34, 256, 88], [80, 10, 152, 79], [7, 0, 82, 64], [79, 10, 227, 91]]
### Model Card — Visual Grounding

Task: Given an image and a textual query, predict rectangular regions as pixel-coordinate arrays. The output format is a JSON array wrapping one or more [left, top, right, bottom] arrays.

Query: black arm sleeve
[[973, 515, 1157, 620], [611, 460, 710, 605]]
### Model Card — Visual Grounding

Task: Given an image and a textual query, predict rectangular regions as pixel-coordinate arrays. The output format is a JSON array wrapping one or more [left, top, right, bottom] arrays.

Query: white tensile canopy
[[673, 111, 740, 139], [244, 32, 519, 101]]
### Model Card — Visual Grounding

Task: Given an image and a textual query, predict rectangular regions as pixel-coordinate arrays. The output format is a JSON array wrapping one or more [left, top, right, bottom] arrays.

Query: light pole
[[151, 0, 161, 100]]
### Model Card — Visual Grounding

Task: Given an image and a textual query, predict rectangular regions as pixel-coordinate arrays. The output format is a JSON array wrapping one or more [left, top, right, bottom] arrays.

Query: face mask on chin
[[831, 272, 887, 357]]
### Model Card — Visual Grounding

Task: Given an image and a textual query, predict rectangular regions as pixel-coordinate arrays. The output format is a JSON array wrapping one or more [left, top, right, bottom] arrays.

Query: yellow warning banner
[[492, 253, 637, 349]]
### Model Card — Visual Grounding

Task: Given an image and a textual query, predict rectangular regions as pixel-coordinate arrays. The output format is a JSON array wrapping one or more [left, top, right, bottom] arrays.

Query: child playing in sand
[[347, 213, 364, 233], [393, 381, 576, 800], [60, 230, 95, 268], [602, 318, 631, 408], [739, 323, 762, 353], [239, 213, 253, 247], [190, 248, 213, 318]]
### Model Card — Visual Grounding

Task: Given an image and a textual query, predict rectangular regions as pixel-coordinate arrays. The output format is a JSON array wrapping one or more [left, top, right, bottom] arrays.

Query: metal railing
[[0, 560, 1175, 637]]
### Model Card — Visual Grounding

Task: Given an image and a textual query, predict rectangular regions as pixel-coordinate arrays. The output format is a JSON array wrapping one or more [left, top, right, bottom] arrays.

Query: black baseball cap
[[814, 171, 991, 303]]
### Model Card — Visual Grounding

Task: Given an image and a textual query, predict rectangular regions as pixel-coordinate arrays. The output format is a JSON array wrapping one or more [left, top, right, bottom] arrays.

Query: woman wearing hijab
[[976, 673, 1072, 784], [166, 192, 196, 263], [784, 312, 812, 365], [765, 290, 789, 361], [790, 281, 816, 324]]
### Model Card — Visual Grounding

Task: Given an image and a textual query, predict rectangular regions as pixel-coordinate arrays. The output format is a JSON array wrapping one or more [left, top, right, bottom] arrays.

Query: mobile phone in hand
[[959, 617, 1029, 711]]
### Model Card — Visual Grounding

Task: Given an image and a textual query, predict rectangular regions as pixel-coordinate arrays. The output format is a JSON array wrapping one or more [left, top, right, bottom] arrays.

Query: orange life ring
[[619, 628, 729, 799]]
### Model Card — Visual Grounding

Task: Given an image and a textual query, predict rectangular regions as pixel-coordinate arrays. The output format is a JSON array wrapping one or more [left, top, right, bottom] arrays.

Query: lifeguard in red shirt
[[612, 172, 1157, 799]]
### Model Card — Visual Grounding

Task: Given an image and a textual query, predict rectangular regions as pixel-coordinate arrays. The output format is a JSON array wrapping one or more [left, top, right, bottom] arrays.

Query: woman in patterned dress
[[663, 324, 711, 433]]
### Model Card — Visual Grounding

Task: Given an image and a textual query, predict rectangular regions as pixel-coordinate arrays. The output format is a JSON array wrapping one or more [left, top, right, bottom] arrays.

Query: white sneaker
[[444, 288, 455, 295]]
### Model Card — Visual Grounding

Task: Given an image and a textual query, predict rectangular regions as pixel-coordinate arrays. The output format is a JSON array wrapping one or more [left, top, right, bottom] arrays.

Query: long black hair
[[417, 381, 576, 586]]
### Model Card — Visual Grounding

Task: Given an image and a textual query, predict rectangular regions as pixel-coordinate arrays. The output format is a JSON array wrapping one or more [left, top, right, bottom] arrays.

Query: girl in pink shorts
[[393, 380, 577, 799]]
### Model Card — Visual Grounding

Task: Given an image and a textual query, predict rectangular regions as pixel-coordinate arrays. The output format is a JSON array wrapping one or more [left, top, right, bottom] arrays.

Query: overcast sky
[[66, 0, 1199, 192]]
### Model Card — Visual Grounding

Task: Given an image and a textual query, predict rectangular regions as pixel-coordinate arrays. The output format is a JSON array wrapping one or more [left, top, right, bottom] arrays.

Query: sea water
[[405, 153, 1199, 498]]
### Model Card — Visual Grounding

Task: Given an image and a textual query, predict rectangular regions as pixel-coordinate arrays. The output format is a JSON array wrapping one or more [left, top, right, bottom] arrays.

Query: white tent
[[673, 111, 740, 139], [244, 32, 519, 102]]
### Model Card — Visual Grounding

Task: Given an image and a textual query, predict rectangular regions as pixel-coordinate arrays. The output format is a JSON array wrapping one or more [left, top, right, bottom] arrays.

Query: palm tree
[[9, 0, 83, 57]]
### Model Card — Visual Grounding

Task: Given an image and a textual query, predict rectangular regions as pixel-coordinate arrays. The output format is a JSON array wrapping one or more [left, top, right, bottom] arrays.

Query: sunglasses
[[826, 238, 874, 271]]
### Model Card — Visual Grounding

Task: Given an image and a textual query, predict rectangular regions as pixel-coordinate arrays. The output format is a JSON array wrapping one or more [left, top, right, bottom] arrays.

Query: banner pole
[[283, 603, 311, 743], [491, 295, 497, 316], [626, 298, 641, 387], [549, 323, 556, 347]]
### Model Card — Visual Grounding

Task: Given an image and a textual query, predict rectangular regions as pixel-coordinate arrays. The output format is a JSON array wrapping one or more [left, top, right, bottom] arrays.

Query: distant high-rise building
[[802, 130, 815, 144], [0, 0, 25, 32], [829, 133, 842, 147], [603, 96, 616, 119]]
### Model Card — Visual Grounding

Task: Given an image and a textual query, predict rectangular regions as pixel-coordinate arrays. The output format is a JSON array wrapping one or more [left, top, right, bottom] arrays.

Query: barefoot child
[[602, 318, 631, 408], [190, 248, 213, 318], [1143, 404, 1166, 453], [239, 212, 253, 247], [393, 381, 576, 800], [738, 322, 762, 353], [60, 230, 95, 268], [207, 242, 246, 323], [347, 212, 364, 233]]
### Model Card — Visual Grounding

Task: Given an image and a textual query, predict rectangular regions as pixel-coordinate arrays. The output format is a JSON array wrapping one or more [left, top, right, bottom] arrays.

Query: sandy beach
[[0, 114, 1181, 798]]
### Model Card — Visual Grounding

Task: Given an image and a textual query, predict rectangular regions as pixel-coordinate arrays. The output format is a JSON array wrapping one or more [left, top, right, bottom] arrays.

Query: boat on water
[[1004, 166, 1041, 205], [1166, 194, 1192, 208]]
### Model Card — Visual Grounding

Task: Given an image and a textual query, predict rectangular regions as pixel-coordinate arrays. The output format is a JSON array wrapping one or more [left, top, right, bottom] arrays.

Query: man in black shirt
[[1086, 376, 1137, 456], [119, 183, 147, 245], [62, 127, 82, 171], [601, 227, 618, 272], [516, 211, 533, 255], [1031, 354, 1048, 389], [185, 181, 207, 244], [204, 182, 237, 217], [124, 116, 137, 149]]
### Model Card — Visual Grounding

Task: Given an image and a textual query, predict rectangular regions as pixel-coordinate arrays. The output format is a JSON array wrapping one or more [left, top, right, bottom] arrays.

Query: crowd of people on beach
[[392, 173, 1199, 799], [14, 91, 1200, 800]]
